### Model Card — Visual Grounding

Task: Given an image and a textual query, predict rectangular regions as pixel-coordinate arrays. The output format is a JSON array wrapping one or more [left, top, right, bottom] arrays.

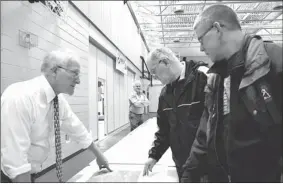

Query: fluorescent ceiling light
[[273, 5, 283, 10]]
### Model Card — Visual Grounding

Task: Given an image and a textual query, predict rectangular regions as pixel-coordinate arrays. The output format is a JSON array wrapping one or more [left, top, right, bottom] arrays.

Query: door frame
[[97, 78, 108, 138]]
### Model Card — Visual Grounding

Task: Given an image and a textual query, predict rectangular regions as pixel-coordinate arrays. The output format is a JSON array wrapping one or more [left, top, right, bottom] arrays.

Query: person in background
[[1, 49, 112, 183], [129, 80, 150, 131], [98, 81, 103, 102], [181, 4, 282, 183], [143, 47, 208, 182]]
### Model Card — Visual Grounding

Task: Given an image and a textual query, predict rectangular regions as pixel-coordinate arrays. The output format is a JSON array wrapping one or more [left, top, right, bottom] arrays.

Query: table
[[68, 117, 178, 182]]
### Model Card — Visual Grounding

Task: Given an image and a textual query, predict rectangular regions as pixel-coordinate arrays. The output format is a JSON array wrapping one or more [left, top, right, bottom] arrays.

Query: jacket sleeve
[[181, 100, 209, 182], [148, 96, 170, 161]]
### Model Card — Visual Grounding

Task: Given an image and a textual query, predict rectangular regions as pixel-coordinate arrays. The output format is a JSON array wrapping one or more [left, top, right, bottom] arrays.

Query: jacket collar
[[207, 34, 248, 76], [207, 34, 270, 89], [184, 60, 207, 84], [239, 35, 270, 89], [167, 60, 207, 90]]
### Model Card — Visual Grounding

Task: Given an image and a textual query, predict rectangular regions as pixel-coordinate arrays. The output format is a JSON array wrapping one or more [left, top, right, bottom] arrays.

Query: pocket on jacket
[[241, 85, 275, 133]]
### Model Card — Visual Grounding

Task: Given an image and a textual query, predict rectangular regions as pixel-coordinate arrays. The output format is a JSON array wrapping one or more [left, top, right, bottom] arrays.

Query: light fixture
[[273, 5, 283, 10], [174, 5, 184, 14]]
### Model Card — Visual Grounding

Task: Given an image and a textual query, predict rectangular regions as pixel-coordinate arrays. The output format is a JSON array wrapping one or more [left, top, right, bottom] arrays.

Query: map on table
[[86, 164, 178, 182]]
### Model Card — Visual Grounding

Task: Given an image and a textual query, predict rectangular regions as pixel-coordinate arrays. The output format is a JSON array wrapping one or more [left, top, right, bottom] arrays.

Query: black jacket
[[182, 35, 282, 182], [148, 60, 207, 170]]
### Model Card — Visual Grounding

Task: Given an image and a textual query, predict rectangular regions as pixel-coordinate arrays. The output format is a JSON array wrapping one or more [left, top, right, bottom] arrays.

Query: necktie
[[53, 96, 63, 182]]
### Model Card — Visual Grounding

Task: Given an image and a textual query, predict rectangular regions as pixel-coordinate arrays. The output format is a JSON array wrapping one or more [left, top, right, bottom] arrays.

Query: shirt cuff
[[3, 163, 31, 179]]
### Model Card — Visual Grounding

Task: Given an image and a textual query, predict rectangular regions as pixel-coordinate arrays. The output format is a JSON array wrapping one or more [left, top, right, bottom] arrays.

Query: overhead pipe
[[139, 19, 283, 24], [126, 2, 150, 52], [138, 1, 276, 7]]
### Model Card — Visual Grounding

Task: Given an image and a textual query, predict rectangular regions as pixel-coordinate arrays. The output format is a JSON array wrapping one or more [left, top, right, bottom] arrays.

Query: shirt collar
[[179, 61, 186, 80], [39, 75, 56, 103], [169, 61, 186, 86]]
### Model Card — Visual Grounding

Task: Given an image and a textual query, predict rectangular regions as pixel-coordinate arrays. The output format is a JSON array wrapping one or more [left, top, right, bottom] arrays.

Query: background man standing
[[129, 80, 150, 131]]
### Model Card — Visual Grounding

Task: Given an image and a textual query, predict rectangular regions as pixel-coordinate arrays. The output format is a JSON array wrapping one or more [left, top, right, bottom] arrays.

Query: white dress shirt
[[1, 75, 93, 179]]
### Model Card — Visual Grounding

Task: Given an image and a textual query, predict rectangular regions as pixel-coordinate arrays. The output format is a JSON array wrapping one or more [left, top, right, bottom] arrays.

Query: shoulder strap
[[263, 42, 283, 74], [240, 36, 282, 125], [255, 78, 282, 125]]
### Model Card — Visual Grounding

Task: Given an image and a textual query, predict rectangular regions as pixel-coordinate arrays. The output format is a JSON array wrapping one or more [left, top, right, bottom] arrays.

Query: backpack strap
[[241, 36, 282, 127], [255, 78, 282, 125], [263, 41, 283, 75]]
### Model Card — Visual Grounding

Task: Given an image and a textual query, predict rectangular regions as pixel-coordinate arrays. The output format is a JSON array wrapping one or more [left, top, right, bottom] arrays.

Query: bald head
[[194, 4, 241, 31]]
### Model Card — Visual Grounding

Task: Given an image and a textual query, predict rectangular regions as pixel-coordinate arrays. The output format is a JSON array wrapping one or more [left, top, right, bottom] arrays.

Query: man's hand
[[96, 155, 112, 172], [88, 142, 112, 172], [143, 158, 157, 176]]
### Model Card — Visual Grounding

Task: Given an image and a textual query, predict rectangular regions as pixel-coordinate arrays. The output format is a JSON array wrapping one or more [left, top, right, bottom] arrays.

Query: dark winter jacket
[[148, 60, 207, 172], [181, 35, 282, 182]]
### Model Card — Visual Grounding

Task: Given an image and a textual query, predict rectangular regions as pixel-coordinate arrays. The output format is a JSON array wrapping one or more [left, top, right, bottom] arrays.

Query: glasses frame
[[198, 25, 214, 45], [150, 59, 167, 77], [57, 65, 80, 78]]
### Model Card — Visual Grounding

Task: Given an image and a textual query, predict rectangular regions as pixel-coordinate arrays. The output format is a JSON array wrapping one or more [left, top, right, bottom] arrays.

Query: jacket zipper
[[213, 75, 231, 182]]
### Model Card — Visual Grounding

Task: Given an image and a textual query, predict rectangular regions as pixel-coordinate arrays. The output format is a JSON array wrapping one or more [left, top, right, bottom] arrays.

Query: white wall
[[88, 44, 98, 140], [72, 1, 147, 71]]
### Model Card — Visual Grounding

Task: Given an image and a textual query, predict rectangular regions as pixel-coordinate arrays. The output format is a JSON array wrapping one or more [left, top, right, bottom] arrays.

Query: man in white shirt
[[129, 80, 150, 131], [1, 49, 112, 182]]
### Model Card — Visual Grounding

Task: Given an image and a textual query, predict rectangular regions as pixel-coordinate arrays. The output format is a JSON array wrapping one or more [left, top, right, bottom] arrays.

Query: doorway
[[97, 78, 107, 140]]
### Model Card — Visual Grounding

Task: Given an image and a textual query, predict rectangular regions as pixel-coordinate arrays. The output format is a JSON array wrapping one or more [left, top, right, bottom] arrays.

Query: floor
[[35, 112, 156, 182]]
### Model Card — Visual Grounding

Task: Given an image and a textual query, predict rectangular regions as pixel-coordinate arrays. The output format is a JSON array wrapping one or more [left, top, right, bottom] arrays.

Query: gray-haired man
[[129, 80, 150, 131], [143, 47, 208, 182], [1, 49, 111, 182]]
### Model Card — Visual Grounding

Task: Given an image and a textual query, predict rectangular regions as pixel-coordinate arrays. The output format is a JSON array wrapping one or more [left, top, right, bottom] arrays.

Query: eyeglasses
[[57, 65, 80, 78], [198, 25, 214, 45]]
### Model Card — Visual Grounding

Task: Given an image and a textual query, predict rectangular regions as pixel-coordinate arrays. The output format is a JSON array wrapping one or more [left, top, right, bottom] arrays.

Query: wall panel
[[106, 56, 115, 133], [113, 71, 120, 130], [88, 44, 98, 141], [97, 49, 107, 80]]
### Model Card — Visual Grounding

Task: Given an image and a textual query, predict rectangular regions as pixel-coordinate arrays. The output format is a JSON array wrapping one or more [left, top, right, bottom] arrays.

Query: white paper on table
[[137, 165, 177, 182]]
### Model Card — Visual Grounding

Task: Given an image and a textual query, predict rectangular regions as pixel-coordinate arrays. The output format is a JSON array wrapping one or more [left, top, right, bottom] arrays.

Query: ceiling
[[129, 1, 283, 57]]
